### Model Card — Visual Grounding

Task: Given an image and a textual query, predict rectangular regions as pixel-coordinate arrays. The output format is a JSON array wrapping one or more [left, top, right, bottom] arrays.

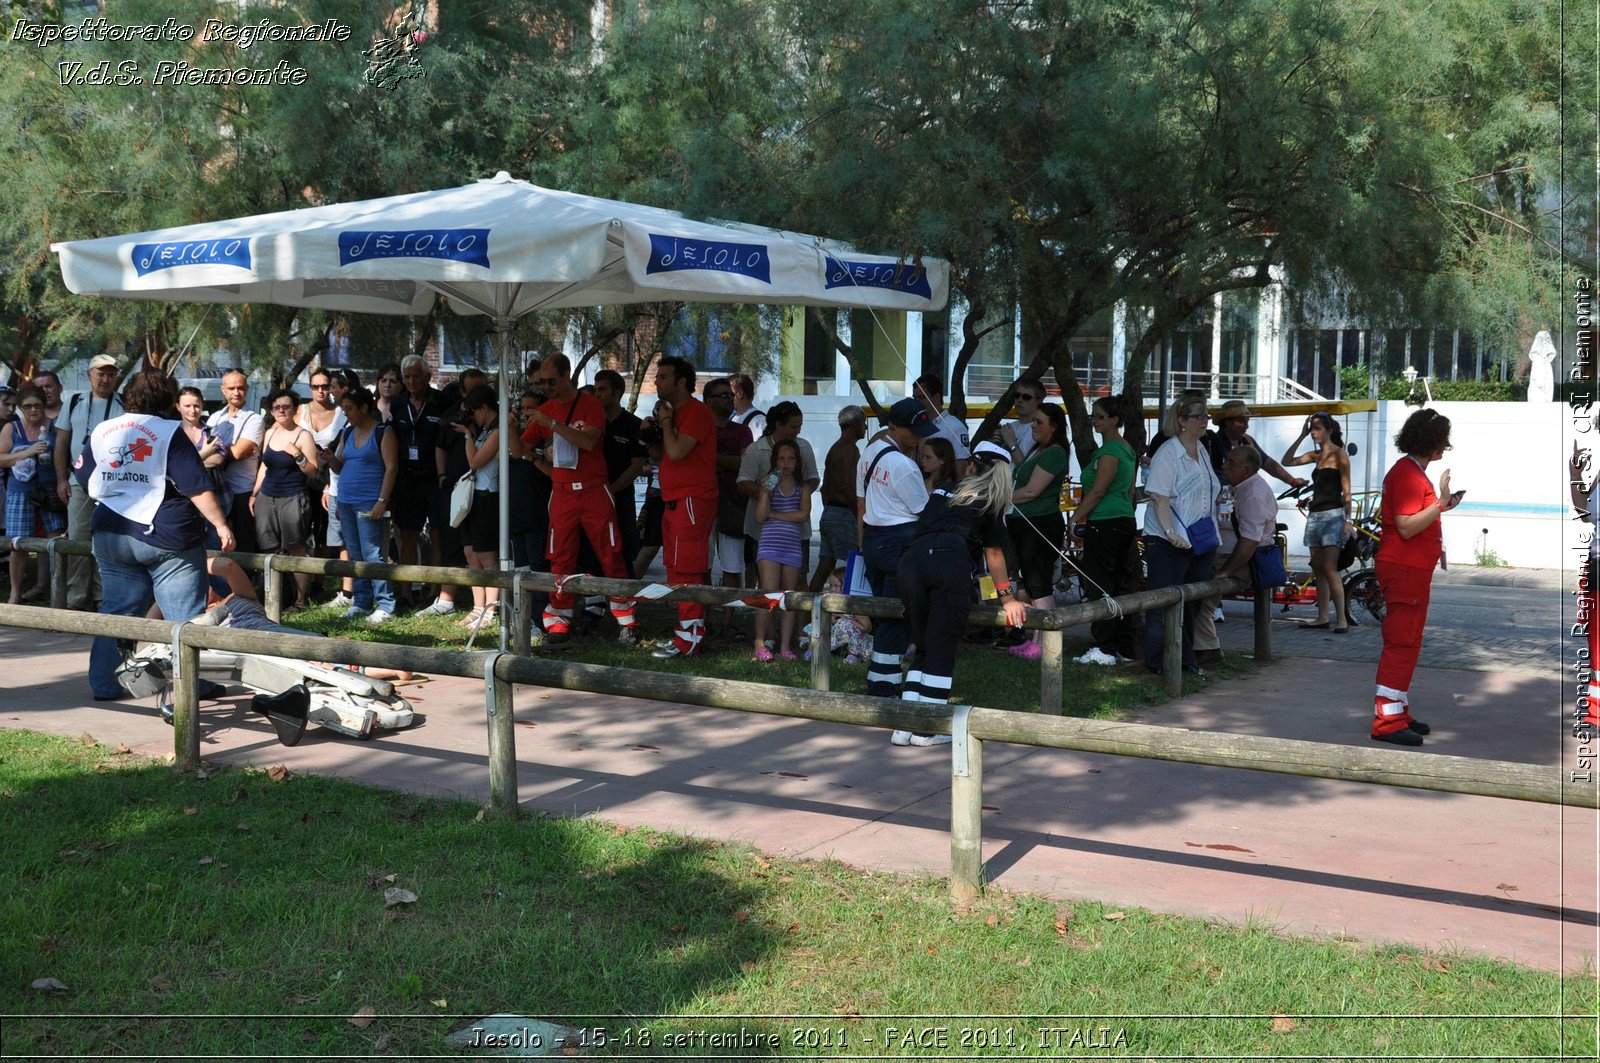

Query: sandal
[[778, 650, 797, 660], [753, 647, 774, 662], [457, 606, 487, 627]]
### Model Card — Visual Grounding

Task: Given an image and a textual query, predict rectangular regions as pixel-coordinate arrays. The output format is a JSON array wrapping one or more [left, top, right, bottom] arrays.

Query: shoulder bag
[[448, 470, 475, 528]]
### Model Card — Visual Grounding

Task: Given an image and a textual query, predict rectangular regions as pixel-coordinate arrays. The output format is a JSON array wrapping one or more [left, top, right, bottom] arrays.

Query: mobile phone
[[1448, 489, 1465, 506]]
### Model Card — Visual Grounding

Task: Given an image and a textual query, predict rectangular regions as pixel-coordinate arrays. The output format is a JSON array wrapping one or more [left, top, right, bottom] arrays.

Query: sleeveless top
[[472, 425, 499, 491], [339, 424, 387, 506], [1309, 466, 1343, 512], [260, 429, 309, 498]]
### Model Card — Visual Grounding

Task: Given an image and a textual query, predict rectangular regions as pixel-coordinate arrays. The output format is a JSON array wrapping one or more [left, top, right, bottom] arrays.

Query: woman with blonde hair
[[1142, 395, 1221, 675], [891, 441, 1028, 746]]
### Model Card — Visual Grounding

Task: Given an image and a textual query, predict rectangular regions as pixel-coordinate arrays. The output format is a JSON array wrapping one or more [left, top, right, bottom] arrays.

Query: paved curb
[[1431, 567, 1567, 590]]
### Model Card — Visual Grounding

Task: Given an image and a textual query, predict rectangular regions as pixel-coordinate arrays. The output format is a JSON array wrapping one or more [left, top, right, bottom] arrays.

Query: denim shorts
[[1304, 508, 1348, 548], [819, 504, 858, 559]]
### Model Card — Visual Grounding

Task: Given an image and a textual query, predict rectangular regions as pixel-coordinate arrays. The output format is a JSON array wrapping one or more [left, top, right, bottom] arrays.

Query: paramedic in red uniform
[[1371, 408, 1460, 746], [520, 354, 638, 646], [651, 356, 719, 659]]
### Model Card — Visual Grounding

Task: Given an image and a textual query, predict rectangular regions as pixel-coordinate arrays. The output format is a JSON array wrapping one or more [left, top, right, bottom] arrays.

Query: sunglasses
[[310, 383, 330, 390], [706, 390, 732, 399], [271, 404, 295, 412], [19, 402, 43, 410]]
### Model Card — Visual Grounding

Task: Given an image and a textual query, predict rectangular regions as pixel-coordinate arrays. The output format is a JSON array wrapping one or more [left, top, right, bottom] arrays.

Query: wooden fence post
[[485, 652, 518, 816], [1039, 627, 1063, 715], [512, 570, 533, 656], [810, 596, 831, 692], [1163, 593, 1185, 696], [48, 540, 68, 610], [262, 554, 282, 623], [1253, 585, 1273, 661], [170, 621, 201, 771], [950, 706, 984, 903]]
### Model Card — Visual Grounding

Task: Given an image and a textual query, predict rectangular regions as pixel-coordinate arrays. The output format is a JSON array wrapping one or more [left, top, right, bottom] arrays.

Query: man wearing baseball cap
[[1203, 399, 1303, 488], [856, 397, 937, 704], [54, 353, 124, 610]]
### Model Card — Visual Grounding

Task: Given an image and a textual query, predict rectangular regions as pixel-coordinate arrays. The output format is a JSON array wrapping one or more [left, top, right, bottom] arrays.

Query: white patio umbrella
[[53, 172, 948, 640]]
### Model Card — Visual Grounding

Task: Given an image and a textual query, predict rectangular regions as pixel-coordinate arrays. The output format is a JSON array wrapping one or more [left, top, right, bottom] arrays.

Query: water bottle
[[1218, 485, 1235, 520]]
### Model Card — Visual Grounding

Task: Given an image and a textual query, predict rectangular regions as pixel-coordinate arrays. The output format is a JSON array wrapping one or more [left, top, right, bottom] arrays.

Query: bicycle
[[1228, 484, 1385, 623]]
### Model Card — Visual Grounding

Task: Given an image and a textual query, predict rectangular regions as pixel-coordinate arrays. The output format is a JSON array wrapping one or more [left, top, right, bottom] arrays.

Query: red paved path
[[2, 623, 1593, 972]]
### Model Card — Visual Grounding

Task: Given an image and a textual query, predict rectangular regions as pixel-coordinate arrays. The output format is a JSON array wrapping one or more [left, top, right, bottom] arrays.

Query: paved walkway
[[1, 613, 1594, 973]]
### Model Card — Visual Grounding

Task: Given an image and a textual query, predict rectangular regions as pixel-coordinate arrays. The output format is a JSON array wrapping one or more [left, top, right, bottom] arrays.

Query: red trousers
[[1373, 558, 1433, 734], [543, 480, 636, 634], [663, 491, 718, 654]]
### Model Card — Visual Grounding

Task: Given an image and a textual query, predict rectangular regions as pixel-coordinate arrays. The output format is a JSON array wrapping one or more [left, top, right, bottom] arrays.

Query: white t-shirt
[[1143, 436, 1221, 543], [57, 391, 124, 474], [930, 410, 971, 459], [298, 404, 347, 497], [733, 406, 767, 438], [1009, 418, 1034, 458], [207, 406, 265, 495], [737, 434, 818, 538], [857, 438, 928, 527]]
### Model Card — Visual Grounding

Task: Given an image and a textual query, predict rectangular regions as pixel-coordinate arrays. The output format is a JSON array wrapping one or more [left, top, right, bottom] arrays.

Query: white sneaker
[[364, 609, 394, 625], [909, 733, 953, 746], [890, 730, 913, 746], [328, 592, 353, 608], [653, 636, 677, 651], [1074, 648, 1118, 666], [340, 606, 367, 620], [417, 597, 456, 616]]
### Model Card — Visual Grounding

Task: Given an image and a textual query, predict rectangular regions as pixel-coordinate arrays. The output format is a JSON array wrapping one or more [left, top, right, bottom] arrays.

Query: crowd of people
[[0, 357, 1468, 747]]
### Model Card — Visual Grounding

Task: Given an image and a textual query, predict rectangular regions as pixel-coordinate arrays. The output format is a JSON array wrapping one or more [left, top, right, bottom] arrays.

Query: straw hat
[[1215, 400, 1252, 423]]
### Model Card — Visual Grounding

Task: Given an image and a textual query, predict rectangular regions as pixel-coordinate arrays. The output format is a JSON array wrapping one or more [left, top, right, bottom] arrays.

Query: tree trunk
[[278, 331, 331, 391], [947, 299, 1012, 421], [808, 306, 886, 418], [968, 315, 1078, 447]]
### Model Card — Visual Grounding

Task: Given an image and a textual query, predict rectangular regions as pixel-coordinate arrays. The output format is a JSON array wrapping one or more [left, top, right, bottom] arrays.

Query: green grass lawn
[[282, 599, 1225, 717], [1, 731, 1593, 1059]]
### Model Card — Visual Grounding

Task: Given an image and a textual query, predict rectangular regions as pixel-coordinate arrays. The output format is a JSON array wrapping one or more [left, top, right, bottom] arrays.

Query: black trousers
[[897, 535, 971, 705], [861, 522, 918, 698], [1007, 511, 1065, 600], [1080, 517, 1139, 657]]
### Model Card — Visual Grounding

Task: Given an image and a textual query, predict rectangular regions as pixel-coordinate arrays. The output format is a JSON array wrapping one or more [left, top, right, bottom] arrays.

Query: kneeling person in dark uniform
[[893, 440, 1028, 746]]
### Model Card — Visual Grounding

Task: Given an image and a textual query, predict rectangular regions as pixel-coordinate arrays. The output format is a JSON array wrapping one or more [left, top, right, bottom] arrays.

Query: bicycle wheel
[[1345, 570, 1386, 623]]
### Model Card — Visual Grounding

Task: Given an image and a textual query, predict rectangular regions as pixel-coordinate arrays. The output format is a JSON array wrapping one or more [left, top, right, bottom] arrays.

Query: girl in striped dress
[[753, 438, 810, 660]]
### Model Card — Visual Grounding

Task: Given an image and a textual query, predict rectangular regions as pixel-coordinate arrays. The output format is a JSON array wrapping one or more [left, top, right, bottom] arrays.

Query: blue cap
[[887, 397, 937, 438]]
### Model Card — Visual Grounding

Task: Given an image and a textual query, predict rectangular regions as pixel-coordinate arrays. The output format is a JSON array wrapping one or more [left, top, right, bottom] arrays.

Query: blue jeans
[[1143, 535, 1216, 672], [89, 531, 208, 698], [337, 501, 396, 613]]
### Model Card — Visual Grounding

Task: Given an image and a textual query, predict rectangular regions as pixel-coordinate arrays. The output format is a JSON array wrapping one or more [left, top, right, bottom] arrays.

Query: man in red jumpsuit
[[651, 355, 719, 658], [521, 354, 638, 646]]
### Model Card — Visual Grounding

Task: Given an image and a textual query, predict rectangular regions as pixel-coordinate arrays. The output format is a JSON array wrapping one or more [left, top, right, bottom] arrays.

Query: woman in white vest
[[76, 371, 235, 701]]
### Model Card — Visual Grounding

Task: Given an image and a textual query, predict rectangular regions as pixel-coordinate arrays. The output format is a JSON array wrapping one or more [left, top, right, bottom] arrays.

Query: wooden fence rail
[[0, 602, 1591, 905], [1, 535, 1268, 710]]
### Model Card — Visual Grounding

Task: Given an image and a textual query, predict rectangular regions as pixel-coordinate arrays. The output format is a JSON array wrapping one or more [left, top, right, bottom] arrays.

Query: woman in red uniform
[[1371, 409, 1461, 746]]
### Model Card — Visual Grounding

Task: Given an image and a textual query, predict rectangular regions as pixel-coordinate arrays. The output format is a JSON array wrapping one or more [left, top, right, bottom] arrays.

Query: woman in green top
[[1070, 395, 1140, 665], [1006, 402, 1071, 661]]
